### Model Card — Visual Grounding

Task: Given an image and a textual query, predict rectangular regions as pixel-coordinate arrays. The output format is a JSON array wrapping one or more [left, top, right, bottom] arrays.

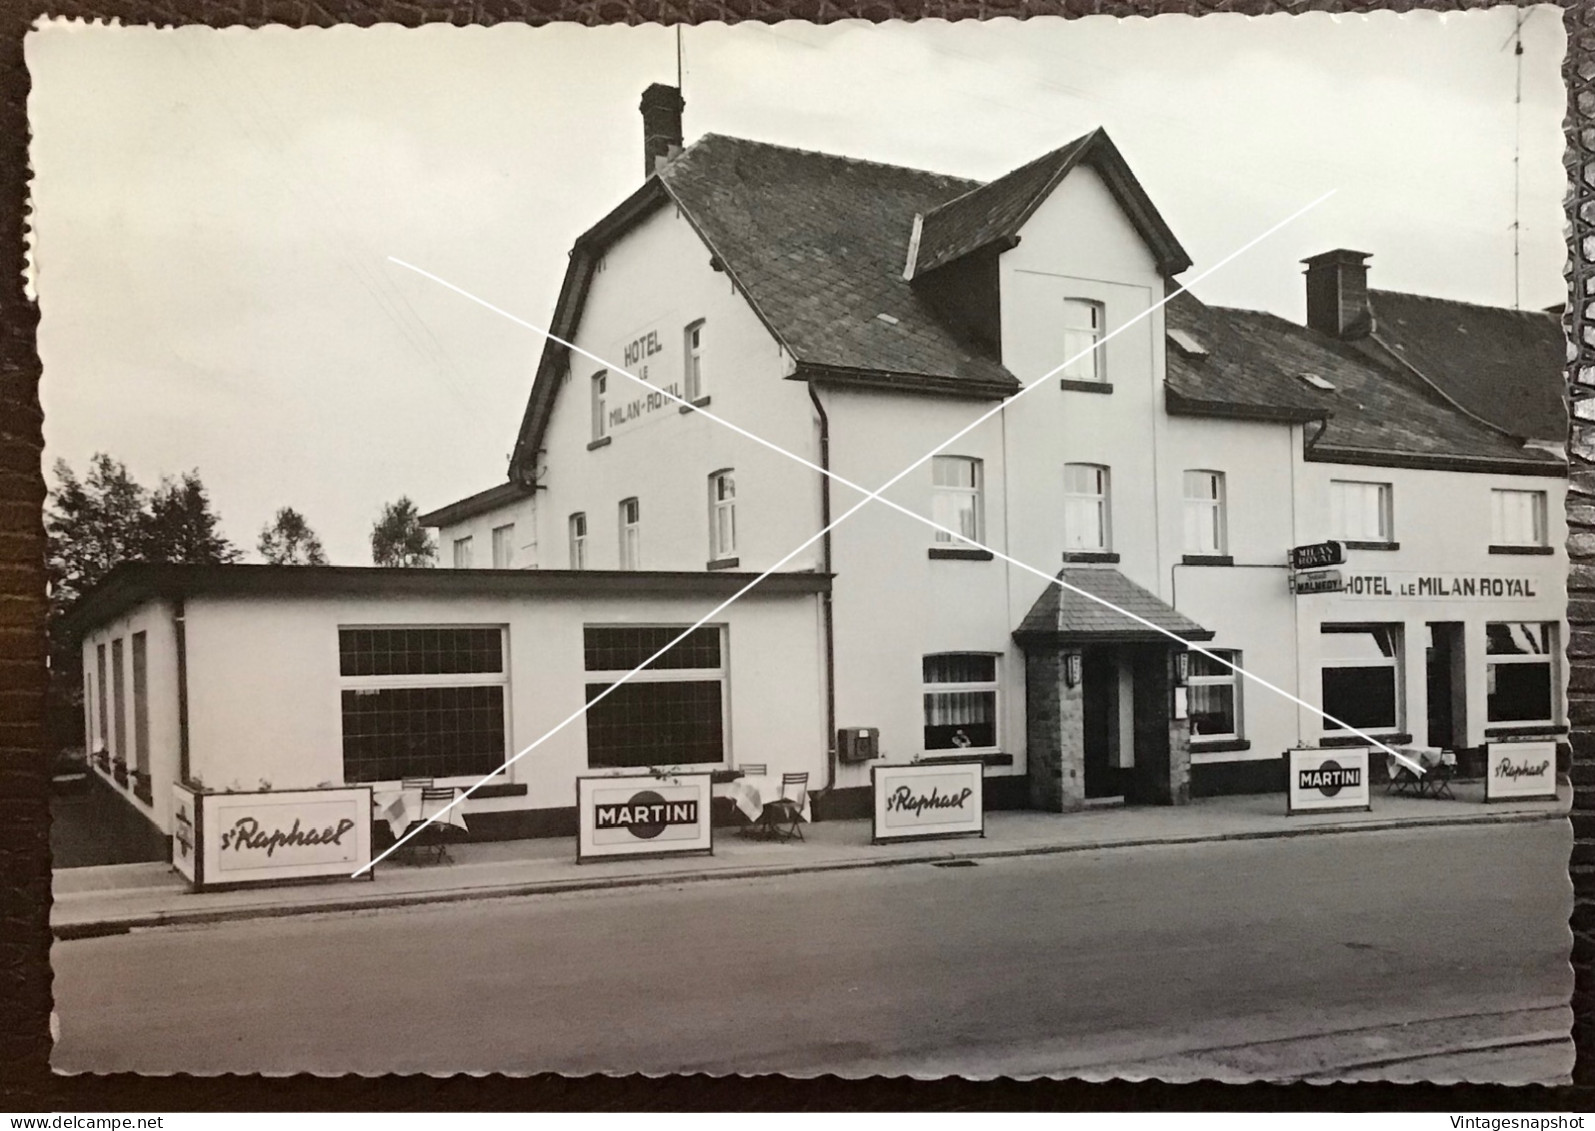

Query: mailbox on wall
[[838, 727, 879, 763]]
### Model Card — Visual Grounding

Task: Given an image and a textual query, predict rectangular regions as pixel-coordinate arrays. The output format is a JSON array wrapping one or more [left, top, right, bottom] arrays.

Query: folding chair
[[758, 772, 809, 843], [1385, 752, 1424, 797], [1421, 753, 1457, 800], [408, 786, 461, 864]]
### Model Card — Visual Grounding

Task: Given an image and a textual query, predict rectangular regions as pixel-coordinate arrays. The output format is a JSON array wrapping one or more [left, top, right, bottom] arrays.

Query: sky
[[25, 10, 1568, 565]]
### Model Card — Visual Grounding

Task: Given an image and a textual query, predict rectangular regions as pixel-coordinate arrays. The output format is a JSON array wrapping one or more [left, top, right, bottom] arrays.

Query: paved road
[[52, 820, 1573, 1080]]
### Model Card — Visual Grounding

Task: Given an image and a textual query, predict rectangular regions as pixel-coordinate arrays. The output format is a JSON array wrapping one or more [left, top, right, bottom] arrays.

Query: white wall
[[182, 588, 826, 814], [80, 600, 182, 833], [437, 494, 539, 569]]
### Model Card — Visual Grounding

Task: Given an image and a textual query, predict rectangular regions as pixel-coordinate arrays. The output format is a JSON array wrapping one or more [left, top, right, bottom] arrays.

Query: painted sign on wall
[[603, 323, 683, 440], [872, 760, 985, 844], [190, 786, 373, 888], [1285, 747, 1371, 814], [1337, 573, 1546, 600], [171, 782, 198, 883], [1485, 740, 1559, 802], [577, 773, 714, 862]]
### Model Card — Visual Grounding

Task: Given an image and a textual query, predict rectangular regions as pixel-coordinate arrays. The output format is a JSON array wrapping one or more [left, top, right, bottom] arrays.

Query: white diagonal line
[[369, 188, 1385, 873]]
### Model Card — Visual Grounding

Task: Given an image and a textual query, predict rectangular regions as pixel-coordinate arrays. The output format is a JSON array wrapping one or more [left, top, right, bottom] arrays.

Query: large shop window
[[584, 626, 727, 769], [1329, 480, 1392, 544], [923, 653, 1000, 753], [1183, 470, 1227, 555], [932, 456, 984, 545], [1486, 621, 1557, 725], [1063, 464, 1111, 552], [339, 627, 508, 783], [1061, 299, 1105, 383], [1320, 624, 1402, 734], [1188, 649, 1241, 741], [1491, 489, 1548, 548]]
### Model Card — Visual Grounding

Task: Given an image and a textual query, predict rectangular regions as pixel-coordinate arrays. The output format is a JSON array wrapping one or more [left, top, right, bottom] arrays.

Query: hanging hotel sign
[[1337, 573, 1545, 600], [1289, 540, 1345, 570], [173, 784, 374, 890], [1290, 569, 1344, 596], [576, 772, 714, 862], [872, 760, 985, 844], [603, 323, 683, 440], [1484, 741, 1559, 802], [1285, 747, 1371, 814]]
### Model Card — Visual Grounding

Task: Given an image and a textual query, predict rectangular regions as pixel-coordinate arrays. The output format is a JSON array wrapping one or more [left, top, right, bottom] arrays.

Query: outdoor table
[[712, 774, 812, 826], [371, 785, 471, 841]]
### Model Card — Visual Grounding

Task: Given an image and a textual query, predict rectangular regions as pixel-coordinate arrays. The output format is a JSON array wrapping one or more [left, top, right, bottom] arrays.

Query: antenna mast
[[1511, 5, 1526, 310]]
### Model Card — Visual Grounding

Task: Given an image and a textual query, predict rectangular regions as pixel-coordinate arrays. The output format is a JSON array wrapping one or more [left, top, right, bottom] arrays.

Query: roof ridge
[[1369, 287, 1559, 321], [688, 131, 981, 190], [917, 133, 1095, 223]]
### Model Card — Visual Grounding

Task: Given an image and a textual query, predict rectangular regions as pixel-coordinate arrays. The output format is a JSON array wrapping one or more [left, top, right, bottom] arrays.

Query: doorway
[[1082, 647, 1129, 799], [1426, 622, 1465, 749]]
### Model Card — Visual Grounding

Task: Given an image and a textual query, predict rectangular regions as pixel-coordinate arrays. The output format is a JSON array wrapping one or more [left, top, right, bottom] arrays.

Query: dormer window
[[1062, 299, 1105, 383]]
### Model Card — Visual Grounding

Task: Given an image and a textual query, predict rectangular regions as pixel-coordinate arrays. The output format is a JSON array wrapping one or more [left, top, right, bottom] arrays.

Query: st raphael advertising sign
[[171, 782, 373, 890], [1285, 747, 1371, 815], [576, 772, 714, 863], [871, 760, 985, 844], [1485, 740, 1559, 802]]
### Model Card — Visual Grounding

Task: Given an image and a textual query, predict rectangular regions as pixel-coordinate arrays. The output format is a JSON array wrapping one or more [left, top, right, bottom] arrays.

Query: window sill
[[929, 547, 994, 561], [1488, 544, 1553, 556], [470, 782, 529, 800], [1060, 379, 1113, 394], [678, 396, 712, 414], [1341, 540, 1398, 551], [1189, 738, 1250, 754], [1318, 732, 1410, 749], [919, 753, 1013, 767], [586, 437, 612, 451], [1063, 551, 1120, 564], [706, 557, 740, 571], [1484, 723, 1566, 738], [1182, 555, 1233, 567]]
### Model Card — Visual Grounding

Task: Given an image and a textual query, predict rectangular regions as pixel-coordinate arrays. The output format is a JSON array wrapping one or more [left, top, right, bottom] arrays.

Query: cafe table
[[371, 785, 471, 841], [712, 773, 812, 827]]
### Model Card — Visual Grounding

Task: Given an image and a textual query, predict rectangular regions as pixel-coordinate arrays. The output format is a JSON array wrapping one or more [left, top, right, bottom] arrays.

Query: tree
[[142, 471, 241, 565], [371, 497, 436, 567], [258, 506, 328, 565]]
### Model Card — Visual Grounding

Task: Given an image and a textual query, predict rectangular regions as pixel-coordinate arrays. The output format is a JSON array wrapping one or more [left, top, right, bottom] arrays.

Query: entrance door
[[1082, 648, 1126, 799], [1426, 622, 1463, 749]]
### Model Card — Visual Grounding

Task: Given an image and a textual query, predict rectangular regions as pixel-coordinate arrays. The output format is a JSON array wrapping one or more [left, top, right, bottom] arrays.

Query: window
[[1491, 489, 1548, 548], [111, 637, 126, 773], [1486, 622, 1557, 725], [1329, 480, 1392, 543], [619, 498, 641, 569], [709, 470, 736, 560], [1320, 624, 1402, 734], [1187, 650, 1241, 741], [1063, 464, 1111, 552], [95, 643, 107, 754], [339, 627, 508, 783], [685, 321, 706, 401], [569, 513, 587, 569], [584, 625, 727, 768], [1061, 299, 1105, 383], [591, 371, 608, 441], [1183, 471, 1227, 555], [932, 457, 983, 545], [452, 536, 473, 569], [491, 524, 515, 569], [131, 632, 150, 801], [923, 654, 1000, 752]]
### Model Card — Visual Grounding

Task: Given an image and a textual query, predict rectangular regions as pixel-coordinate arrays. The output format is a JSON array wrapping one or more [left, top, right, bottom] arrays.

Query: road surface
[[52, 820, 1573, 1081]]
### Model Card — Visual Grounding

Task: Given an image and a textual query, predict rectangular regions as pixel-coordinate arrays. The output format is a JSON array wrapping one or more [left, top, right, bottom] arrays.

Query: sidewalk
[[52, 781, 1572, 939]]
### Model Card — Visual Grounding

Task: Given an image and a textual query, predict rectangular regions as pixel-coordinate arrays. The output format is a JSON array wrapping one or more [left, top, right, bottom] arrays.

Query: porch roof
[[1013, 567, 1214, 645]]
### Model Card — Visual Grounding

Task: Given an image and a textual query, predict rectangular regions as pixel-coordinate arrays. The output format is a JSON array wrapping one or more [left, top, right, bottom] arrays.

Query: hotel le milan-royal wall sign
[[1484, 740, 1560, 802], [1285, 747, 1372, 815], [171, 783, 374, 890], [871, 760, 986, 844], [576, 772, 715, 862]]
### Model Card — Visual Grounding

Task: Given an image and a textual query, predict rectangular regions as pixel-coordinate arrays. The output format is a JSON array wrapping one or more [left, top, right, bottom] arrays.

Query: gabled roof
[[418, 481, 533, 529], [910, 129, 1192, 279], [1014, 567, 1214, 644], [1360, 289, 1567, 445], [1163, 292, 1564, 476]]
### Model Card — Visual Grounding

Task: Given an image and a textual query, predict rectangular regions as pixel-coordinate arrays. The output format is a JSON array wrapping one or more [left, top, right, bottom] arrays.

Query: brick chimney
[[1303, 249, 1374, 340], [640, 83, 684, 179]]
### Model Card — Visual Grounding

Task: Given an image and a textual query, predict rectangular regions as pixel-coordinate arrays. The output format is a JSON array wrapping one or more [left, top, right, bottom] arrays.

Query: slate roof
[[1163, 291, 1564, 473], [1014, 567, 1214, 643], [657, 134, 1017, 394], [911, 130, 1191, 279], [1361, 289, 1568, 445]]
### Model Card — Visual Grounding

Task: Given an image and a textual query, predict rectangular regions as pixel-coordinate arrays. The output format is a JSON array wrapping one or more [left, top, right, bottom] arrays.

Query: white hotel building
[[69, 85, 1569, 842]]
